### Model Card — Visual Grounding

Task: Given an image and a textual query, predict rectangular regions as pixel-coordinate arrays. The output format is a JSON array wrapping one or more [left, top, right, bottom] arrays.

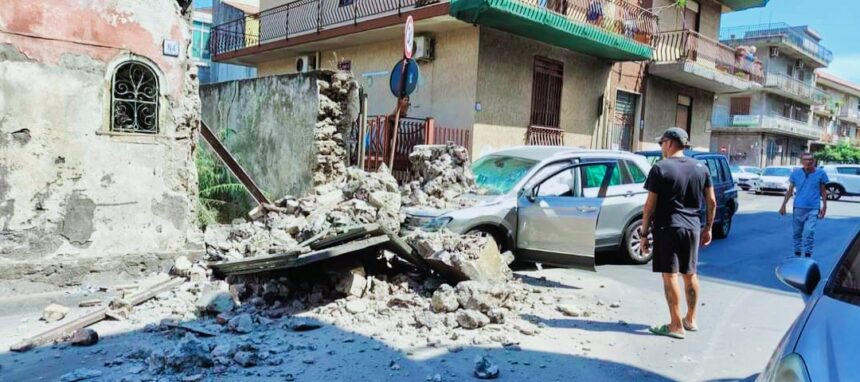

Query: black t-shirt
[[644, 156, 712, 230]]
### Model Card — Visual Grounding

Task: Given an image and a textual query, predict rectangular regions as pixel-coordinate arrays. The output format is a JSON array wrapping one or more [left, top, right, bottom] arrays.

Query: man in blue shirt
[[779, 152, 828, 257]]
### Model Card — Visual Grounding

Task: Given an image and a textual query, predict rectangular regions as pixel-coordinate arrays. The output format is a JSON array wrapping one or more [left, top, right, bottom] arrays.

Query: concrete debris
[[457, 309, 490, 329], [171, 256, 193, 276], [335, 267, 367, 297], [195, 280, 236, 314], [473, 356, 500, 379], [59, 368, 103, 382], [557, 304, 583, 317], [401, 143, 477, 210], [408, 230, 512, 283], [430, 284, 460, 313], [42, 303, 70, 322], [610, 301, 621, 308], [70, 328, 99, 346], [227, 313, 256, 334], [149, 334, 213, 373]]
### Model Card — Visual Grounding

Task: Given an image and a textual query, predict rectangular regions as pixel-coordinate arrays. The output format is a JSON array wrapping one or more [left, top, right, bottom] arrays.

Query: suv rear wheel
[[826, 184, 844, 201], [623, 219, 653, 264], [713, 209, 733, 239]]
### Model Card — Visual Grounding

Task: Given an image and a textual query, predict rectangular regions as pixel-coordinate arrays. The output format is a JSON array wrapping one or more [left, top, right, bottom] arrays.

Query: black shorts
[[652, 227, 699, 274]]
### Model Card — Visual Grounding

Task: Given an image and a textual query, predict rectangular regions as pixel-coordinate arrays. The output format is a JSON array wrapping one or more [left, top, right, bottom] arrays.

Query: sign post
[[388, 16, 416, 169]]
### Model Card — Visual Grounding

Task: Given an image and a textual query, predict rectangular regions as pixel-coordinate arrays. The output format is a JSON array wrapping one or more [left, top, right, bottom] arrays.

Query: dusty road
[[0, 192, 857, 381]]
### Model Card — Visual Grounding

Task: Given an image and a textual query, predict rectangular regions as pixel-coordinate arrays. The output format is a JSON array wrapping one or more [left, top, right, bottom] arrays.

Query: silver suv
[[821, 164, 860, 200], [404, 147, 653, 270]]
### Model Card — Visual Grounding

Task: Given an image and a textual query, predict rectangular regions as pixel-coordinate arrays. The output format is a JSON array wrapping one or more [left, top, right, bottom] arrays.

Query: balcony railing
[[526, 125, 564, 146], [725, 114, 821, 139], [527, 0, 658, 43], [764, 73, 827, 104], [840, 108, 860, 122], [652, 29, 763, 84], [719, 23, 833, 65], [211, 0, 430, 56]]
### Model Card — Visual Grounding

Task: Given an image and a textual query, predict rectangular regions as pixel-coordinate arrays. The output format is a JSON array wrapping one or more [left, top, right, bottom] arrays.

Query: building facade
[[209, 0, 767, 158], [812, 71, 860, 150], [192, 0, 258, 84], [0, 0, 202, 284], [710, 23, 833, 167]]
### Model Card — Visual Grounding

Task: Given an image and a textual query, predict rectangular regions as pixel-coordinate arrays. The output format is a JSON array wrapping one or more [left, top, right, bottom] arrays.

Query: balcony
[[720, 23, 833, 68], [449, 0, 657, 61], [719, 0, 769, 11], [840, 109, 860, 125], [763, 72, 828, 105], [715, 114, 821, 140], [210, 0, 454, 64], [650, 29, 763, 93]]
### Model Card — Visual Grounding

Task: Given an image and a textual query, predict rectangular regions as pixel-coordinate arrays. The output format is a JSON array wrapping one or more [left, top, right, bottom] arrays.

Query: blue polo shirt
[[789, 168, 829, 209]]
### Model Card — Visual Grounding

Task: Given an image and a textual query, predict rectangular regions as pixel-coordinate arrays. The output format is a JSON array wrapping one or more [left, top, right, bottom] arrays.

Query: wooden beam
[[198, 121, 272, 206]]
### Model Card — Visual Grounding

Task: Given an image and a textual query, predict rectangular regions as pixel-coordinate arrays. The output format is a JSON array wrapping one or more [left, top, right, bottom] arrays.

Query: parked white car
[[753, 166, 797, 195], [821, 164, 860, 200], [730, 165, 761, 191]]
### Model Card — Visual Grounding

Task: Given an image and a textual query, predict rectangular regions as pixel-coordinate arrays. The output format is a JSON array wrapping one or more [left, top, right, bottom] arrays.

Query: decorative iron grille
[[111, 62, 159, 134]]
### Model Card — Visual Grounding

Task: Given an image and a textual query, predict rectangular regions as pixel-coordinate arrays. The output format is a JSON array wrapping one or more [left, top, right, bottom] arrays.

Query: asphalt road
[[0, 192, 856, 381], [514, 191, 860, 381]]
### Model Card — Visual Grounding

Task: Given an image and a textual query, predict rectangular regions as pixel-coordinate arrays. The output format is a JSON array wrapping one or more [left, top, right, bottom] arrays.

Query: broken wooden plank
[[310, 224, 381, 250], [163, 322, 217, 337], [10, 277, 186, 352], [378, 226, 431, 273], [296, 228, 330, 249], [210, 235, 390, 276]]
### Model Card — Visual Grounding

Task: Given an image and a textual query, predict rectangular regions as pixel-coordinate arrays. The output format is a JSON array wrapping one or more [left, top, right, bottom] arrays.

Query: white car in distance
[[753, 166, 797, 195], [730, 165, 761, 191]]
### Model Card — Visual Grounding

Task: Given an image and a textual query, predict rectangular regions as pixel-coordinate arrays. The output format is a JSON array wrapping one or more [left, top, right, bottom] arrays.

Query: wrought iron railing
[[652, 29, 764, 84], [721, 114, 822, 139], [516, 0, 657, 44], [211, 0, 429, 56], [764, 73, 827, 104], [720, 23, 833, 65], [526, 125, 565, 146]]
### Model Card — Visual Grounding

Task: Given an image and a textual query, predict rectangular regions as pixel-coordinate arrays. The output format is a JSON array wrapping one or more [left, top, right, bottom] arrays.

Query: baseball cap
[[656, 127, 689, 146]]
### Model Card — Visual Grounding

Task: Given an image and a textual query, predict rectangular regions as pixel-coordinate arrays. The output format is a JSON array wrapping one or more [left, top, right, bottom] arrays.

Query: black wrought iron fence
[[211, 0, 423, 55]]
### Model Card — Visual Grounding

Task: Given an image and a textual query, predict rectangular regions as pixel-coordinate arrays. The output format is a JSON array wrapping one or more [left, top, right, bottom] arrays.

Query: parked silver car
[[821, 164, 860, 200], [760, 229, 860, 381], [403, 147, 654, 269], [731, 165, 761, 191], [754, 166, 797, 195]]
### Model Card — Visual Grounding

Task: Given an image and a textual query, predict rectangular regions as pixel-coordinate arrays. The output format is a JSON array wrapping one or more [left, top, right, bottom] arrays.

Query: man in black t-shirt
[[640, 127, 717, 340]]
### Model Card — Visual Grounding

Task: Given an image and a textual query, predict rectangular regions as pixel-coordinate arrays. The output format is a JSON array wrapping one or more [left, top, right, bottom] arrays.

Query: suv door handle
[[625, 191, 634, 197], [577, 206, 599, 213]]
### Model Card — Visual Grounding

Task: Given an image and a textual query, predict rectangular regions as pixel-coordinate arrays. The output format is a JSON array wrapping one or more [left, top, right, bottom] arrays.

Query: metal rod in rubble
[[358, 90, 368, 169]]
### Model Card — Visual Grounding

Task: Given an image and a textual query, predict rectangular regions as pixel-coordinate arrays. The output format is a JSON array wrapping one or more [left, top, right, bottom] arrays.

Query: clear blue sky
[[721, 0, 860, 83]]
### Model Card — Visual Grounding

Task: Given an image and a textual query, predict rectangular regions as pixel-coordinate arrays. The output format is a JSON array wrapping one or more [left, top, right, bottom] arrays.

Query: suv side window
[[837, 167, 860, 175], [625, 160, 647, 183], [704, 157, 721, 184], [536, 168, 575, 197], [719, 158, 732, 183], [582, 161, 622, 188]]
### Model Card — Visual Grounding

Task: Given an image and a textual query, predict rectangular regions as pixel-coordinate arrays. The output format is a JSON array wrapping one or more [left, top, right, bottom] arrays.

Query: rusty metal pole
[[358, 90, 368, 169]]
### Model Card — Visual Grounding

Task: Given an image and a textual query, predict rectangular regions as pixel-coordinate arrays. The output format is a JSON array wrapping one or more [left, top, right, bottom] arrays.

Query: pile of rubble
[[401, 143, 478, 210]]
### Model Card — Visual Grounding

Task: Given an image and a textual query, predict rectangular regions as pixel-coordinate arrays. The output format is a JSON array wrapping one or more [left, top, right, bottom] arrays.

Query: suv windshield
[[472, 155, 539, 195], [826, 232, 860, 305], [763, 168, 791, 177]]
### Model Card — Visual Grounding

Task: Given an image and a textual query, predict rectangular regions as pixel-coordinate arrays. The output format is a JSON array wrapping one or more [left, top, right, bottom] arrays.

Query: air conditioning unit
[[413, 35, 434, 62], [769, 47, 779, 57], [296, 55, 317, 73]]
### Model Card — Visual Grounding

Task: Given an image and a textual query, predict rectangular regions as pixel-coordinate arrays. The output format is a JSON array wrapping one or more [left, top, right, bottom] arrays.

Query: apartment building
[[812, 71, 860, 150], [192, 0, 258, 84], [209, 0, 766, 158], [709, 23, 833, 167]]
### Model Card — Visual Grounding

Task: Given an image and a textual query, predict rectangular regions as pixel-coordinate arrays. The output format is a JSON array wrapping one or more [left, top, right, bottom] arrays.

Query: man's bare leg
[[662, 273, 685, 333], [682, 273, 699, 327]]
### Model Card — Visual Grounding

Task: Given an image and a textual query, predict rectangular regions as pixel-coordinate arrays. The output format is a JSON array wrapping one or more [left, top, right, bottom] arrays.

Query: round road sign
[[404, 16, 414, 59], [389, 58, 420, 98]]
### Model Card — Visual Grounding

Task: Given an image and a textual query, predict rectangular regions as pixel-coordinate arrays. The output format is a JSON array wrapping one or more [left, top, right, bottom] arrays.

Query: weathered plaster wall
[[0, 0, 201, 284], [642, 77, 714, 151], [200, 74, 320, 199], [473, 28, 611, 156], [256, 26, 479, 132]]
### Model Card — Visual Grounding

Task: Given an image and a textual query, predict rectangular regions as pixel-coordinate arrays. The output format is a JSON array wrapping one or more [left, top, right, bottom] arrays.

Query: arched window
[[111, 61, 159, 134]]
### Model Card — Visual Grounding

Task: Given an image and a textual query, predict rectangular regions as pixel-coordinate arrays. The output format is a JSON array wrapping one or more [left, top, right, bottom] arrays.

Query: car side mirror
[[776, 258, 821, 295], [526, 187, 538, 202]]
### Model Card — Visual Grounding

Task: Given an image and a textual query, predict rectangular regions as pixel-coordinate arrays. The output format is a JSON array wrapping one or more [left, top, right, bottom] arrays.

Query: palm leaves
[[196, 128, 252, 227]]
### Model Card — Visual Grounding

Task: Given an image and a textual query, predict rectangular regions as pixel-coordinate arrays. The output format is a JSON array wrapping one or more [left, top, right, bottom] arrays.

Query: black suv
[[635, 150, 738, 239]]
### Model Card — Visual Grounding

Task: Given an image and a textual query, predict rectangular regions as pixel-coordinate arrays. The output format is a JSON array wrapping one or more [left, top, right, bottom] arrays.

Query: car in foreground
[[759, 229, 860, 381], [635, 150, 737, 240], [822, 164, 860, 200], [403, 147, 654, 268], [754, 166, 797, 195], [731, 165, 761, 191]]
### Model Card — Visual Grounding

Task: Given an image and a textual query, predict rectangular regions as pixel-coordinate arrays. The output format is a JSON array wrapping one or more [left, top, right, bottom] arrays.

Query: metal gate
[[614, 91, 637, 151]]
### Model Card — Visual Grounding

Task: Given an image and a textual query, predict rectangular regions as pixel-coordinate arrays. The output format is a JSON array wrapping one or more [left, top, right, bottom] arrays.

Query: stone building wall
[[0, 0, 201, 284]]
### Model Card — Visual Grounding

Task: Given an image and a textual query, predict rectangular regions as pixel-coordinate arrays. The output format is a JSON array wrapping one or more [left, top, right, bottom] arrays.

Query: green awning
[[450, 0, 654, 61]]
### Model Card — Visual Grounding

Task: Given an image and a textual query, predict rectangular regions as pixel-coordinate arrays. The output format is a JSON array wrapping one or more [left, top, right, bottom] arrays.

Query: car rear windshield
[[763, 168, 791, 177], [472, 155, 539, 195], [730, 165, 741, 173], [826, 231, 860, 306]]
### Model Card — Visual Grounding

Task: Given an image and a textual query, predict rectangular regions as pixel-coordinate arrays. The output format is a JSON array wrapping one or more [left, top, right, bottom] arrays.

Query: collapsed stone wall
[[0, 0, 201, 285]]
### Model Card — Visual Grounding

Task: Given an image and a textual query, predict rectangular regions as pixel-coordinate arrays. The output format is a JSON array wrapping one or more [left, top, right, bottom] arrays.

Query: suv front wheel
[[826, 184, 844, 201], [623, 219, 653, 264]]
